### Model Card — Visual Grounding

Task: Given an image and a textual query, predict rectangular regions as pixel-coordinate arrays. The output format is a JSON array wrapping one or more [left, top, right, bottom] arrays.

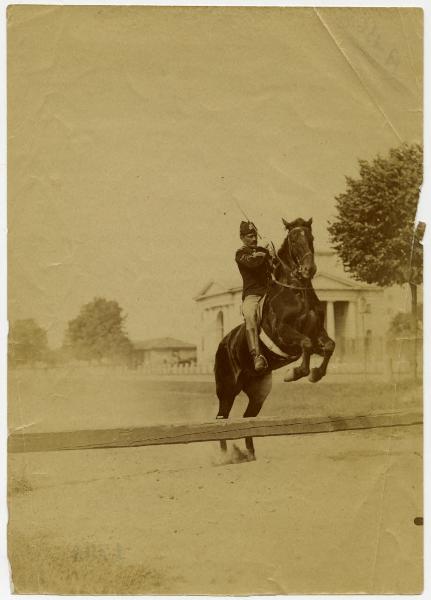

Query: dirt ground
[[7, 370, 423, 594]]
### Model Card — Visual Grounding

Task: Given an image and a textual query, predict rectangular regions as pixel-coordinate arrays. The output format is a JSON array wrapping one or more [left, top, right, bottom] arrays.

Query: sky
[[7, 6, 423, 347]]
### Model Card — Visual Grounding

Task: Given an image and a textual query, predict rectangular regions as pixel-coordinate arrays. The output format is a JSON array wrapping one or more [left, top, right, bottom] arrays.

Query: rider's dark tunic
[[235, 246, 272, 300]]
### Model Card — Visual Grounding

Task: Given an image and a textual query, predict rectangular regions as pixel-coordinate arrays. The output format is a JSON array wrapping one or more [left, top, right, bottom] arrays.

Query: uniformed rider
[[236, 221, 274, 373]]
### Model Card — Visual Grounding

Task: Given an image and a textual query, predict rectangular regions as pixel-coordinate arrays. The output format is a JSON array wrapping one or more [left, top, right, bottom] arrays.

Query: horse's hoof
[[231, 444, 249, 463], [308, 368, 321, 383], [283, 368, 295, 382]]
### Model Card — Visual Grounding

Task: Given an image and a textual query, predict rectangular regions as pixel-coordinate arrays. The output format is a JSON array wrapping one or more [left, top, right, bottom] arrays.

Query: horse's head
[[278, 217, 316, 280]]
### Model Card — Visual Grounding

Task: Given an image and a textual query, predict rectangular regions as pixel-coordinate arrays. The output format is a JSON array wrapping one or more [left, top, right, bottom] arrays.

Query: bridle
[[286, 226, 313, 271], [271, 226, 314, 291]]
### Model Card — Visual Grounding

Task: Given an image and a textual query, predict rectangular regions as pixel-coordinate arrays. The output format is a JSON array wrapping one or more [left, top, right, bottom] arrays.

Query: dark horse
[[214, 217, 335, 460]]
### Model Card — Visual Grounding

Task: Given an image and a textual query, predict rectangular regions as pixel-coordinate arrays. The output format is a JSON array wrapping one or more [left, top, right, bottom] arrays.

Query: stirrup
[[253, 354, 268, 372]]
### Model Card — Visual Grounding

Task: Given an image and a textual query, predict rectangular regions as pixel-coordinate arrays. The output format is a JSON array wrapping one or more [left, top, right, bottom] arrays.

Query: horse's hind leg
[[243, 373, 272, 417], [214, 340, 242, 453], [242, 373, 272, 460], [216, 394, 235, 420], [216, 384, 239, 453]]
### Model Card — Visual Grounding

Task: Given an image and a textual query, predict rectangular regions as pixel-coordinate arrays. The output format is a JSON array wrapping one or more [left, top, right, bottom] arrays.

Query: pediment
[[313, 271, 376, 291], [195, 279, 239, 299], [196, 271, 378, 301], [203, 281, 228, 296]]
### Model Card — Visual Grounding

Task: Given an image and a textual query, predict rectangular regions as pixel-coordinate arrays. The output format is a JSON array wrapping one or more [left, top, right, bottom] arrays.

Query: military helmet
[[239, 221, 257, 236]]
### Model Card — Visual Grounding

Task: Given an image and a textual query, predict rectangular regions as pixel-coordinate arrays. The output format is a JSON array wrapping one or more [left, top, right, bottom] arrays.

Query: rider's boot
[[246, 328, 268, 373]]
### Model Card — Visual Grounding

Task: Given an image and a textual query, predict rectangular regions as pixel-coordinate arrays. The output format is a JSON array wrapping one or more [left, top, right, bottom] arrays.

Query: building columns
[[326, 301, 335, 340], [345, 301, 357, 339]]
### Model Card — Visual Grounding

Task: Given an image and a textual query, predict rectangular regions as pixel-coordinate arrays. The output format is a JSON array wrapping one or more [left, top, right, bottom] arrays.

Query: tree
[[8, 319, 49, 366], [65, 297, 132, 363], [389, 304, 423, 338], [328, 143, 424, 377]]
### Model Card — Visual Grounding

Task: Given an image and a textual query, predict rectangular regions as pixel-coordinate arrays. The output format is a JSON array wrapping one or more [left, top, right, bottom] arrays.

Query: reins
[[270, 273, 312, 291]]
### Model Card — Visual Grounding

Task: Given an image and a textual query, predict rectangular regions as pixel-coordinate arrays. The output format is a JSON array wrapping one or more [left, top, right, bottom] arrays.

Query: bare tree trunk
[[409, 282, 418, 381]]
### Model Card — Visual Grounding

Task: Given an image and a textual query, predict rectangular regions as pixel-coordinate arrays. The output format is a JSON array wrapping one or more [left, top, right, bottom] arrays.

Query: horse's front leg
[[309, 330, 335, 383], [283, 335, 313, 382]]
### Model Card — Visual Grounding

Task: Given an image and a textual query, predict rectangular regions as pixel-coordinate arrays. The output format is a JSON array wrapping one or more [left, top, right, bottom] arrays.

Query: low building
[[194, 250, 410, 367], [132, 337, 197, 367]]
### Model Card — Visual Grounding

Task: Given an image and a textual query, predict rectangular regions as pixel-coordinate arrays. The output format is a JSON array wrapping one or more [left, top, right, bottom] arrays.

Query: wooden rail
[[8, 410, 422, 454]]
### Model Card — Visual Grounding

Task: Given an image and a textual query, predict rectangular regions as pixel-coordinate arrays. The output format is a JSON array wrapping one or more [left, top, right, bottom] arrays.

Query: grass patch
[[8, 532, 172, 594], [8, 474, 33, 497], [8, 369, 422, 431]]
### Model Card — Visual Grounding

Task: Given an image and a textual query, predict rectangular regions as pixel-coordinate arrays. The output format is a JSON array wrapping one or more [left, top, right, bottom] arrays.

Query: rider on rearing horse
[[236, 221, 275, 374]]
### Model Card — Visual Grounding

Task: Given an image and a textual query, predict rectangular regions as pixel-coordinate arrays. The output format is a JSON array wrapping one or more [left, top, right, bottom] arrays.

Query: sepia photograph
[[6, 3, 424, 595]]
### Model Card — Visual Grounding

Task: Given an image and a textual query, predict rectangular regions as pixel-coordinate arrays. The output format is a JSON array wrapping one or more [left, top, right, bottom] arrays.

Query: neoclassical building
[[194, 250, 409, 367]]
